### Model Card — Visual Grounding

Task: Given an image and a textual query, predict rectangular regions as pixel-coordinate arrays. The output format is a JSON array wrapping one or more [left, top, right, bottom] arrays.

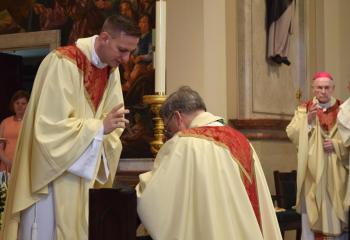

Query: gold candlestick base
[[143, 94, 167, 158]]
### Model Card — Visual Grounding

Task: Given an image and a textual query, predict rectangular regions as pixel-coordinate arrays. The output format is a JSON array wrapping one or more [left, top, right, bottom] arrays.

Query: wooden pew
[[89, 186, 137, 240]]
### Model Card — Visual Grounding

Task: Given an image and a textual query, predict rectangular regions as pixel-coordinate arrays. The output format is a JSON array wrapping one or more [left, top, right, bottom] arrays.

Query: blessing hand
[[103, 103, 129, 134]]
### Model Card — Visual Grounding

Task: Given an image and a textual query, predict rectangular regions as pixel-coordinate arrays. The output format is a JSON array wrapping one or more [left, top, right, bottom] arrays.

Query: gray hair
[[161, 86, 206, 119]]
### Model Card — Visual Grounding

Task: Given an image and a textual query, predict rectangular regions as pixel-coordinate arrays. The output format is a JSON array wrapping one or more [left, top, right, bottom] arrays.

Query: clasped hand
[[323, 138, 334, 153], [103, 103, 129, 134]]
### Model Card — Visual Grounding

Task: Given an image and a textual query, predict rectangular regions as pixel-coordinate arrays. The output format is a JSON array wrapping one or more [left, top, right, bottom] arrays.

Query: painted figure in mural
[[119, 13, 154, 158], [137, 0, 154, 28], [122, 13, 153, 92], [0, 0, 107, 45], [34, 0, 105, 44], [0, 0, 34, 32], [117, 0, 155, 158], [286, 72, 349, 239], [137, 86, 282, 239], [118, 0, 138, 23], [94, 0, 117, 18], [1, 15, 140, 240], [32, 0, 70, 43], [0, 10, 23, 34]]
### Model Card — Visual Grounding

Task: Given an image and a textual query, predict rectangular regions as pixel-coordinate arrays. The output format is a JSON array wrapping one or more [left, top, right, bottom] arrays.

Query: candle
[[155, 0, 166, 94]]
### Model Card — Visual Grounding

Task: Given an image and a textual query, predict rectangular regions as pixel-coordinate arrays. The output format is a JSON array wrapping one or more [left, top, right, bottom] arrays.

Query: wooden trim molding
[[115, 158, 153, 187], [229, 119, 291, 140], [115, 171, 146, 188], [0, 30, 60, 51]]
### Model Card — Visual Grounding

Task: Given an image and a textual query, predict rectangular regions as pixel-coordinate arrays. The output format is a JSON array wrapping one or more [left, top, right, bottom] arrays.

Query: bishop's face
[[312, 77, 334, 103]]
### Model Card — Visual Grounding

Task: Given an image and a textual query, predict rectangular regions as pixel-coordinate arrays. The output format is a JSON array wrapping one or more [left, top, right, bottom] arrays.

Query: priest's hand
[[103, 103, 129, 134], [323, 138, 334, 153], [307, 103, 318, 124]]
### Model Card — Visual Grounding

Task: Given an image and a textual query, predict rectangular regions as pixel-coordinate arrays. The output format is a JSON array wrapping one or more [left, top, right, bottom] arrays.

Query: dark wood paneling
[[89, 187, 137, 240], [115, 171, 146, 188], [0, 52, 23, 121], [229, 119, 291, 140]]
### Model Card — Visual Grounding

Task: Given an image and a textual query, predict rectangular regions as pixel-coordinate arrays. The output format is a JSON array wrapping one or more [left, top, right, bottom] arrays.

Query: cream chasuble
[[337, 97, 350, 207], [1, 36, 124, 240], [136, 112, 282, 240], [286, 97, 349, 237]]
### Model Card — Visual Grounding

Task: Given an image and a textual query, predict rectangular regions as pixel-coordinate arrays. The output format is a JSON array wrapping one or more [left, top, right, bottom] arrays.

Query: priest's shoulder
[[178, 126, 249, 144], [54, 45, 86, 66]]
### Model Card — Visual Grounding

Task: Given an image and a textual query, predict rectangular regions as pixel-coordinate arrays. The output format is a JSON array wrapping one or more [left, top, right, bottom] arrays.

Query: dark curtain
[[0, 52, 23, 121]]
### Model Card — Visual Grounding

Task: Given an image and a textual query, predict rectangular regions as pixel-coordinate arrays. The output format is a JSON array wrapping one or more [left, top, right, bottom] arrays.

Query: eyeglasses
[[164, 112, 176, 139]]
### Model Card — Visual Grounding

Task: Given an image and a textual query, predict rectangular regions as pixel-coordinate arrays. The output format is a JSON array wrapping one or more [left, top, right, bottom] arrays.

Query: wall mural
[[0, 0, 156, 158]]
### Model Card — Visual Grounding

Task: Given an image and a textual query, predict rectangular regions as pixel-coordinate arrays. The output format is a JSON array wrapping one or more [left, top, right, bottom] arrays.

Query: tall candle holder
[[145, 0, 167, 157], [143, 93, 167, 157]]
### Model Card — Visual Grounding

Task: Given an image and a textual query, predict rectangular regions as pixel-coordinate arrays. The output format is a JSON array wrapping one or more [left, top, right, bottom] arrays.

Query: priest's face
[[164, 111, 191, 139], [99, 31, 139, 67], [164, 112, 177, 139], [312, 77, 334, 103]]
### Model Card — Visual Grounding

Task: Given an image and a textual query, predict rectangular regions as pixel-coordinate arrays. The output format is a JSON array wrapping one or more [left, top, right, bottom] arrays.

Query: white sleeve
[[68, 127, 104, 180], [95, 146, 110, 184]]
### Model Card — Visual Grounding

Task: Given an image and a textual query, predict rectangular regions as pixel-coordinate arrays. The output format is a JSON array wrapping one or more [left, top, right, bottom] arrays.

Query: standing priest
[[1, 15, 140, 240]]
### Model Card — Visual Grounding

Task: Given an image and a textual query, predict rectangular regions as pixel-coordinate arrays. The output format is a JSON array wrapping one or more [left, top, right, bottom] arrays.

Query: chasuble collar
[[76, 36, 107, 69], [189, 112, 224, 128], [311, 96, 337, 111], [91, 35, 108, 69]]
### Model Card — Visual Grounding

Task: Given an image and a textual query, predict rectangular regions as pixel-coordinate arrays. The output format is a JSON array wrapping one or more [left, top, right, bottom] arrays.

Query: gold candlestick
[[143, 93, 167, 157]]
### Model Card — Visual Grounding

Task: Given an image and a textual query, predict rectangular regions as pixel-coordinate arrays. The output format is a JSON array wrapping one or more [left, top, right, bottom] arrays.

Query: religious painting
[[0, 0, 156, 158]]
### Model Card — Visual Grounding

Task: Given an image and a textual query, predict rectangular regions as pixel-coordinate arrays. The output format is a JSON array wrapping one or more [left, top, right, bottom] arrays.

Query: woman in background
[[0, 90, 29, 173]]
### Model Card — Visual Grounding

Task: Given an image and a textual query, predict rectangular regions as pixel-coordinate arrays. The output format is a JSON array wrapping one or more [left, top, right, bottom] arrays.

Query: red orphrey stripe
[[180, 126, 262, 229], [56, 45, 111, 111]]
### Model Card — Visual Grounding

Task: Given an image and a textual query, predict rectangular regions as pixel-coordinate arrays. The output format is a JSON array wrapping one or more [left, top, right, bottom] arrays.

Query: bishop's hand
[[307, 103, 318, 125], [323, 138, 334, 153]]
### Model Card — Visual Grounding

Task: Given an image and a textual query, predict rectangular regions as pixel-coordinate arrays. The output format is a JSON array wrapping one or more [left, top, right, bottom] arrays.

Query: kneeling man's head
[[161, 86, 206, 138]]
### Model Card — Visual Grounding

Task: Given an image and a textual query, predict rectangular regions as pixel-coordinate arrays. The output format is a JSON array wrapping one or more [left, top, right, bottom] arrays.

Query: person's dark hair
[[101, 15, 141, 38], [119, 0, 133, 10], [161, 86, 207, 119], [139, 13, 153, 28], [9, 90, 30, 112]]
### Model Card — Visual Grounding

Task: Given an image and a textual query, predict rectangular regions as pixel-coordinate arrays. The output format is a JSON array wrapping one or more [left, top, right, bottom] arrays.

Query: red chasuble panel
[[179, 126, 262, 228], [304, 99, 341, 133], [56, 45, 111, 112]]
